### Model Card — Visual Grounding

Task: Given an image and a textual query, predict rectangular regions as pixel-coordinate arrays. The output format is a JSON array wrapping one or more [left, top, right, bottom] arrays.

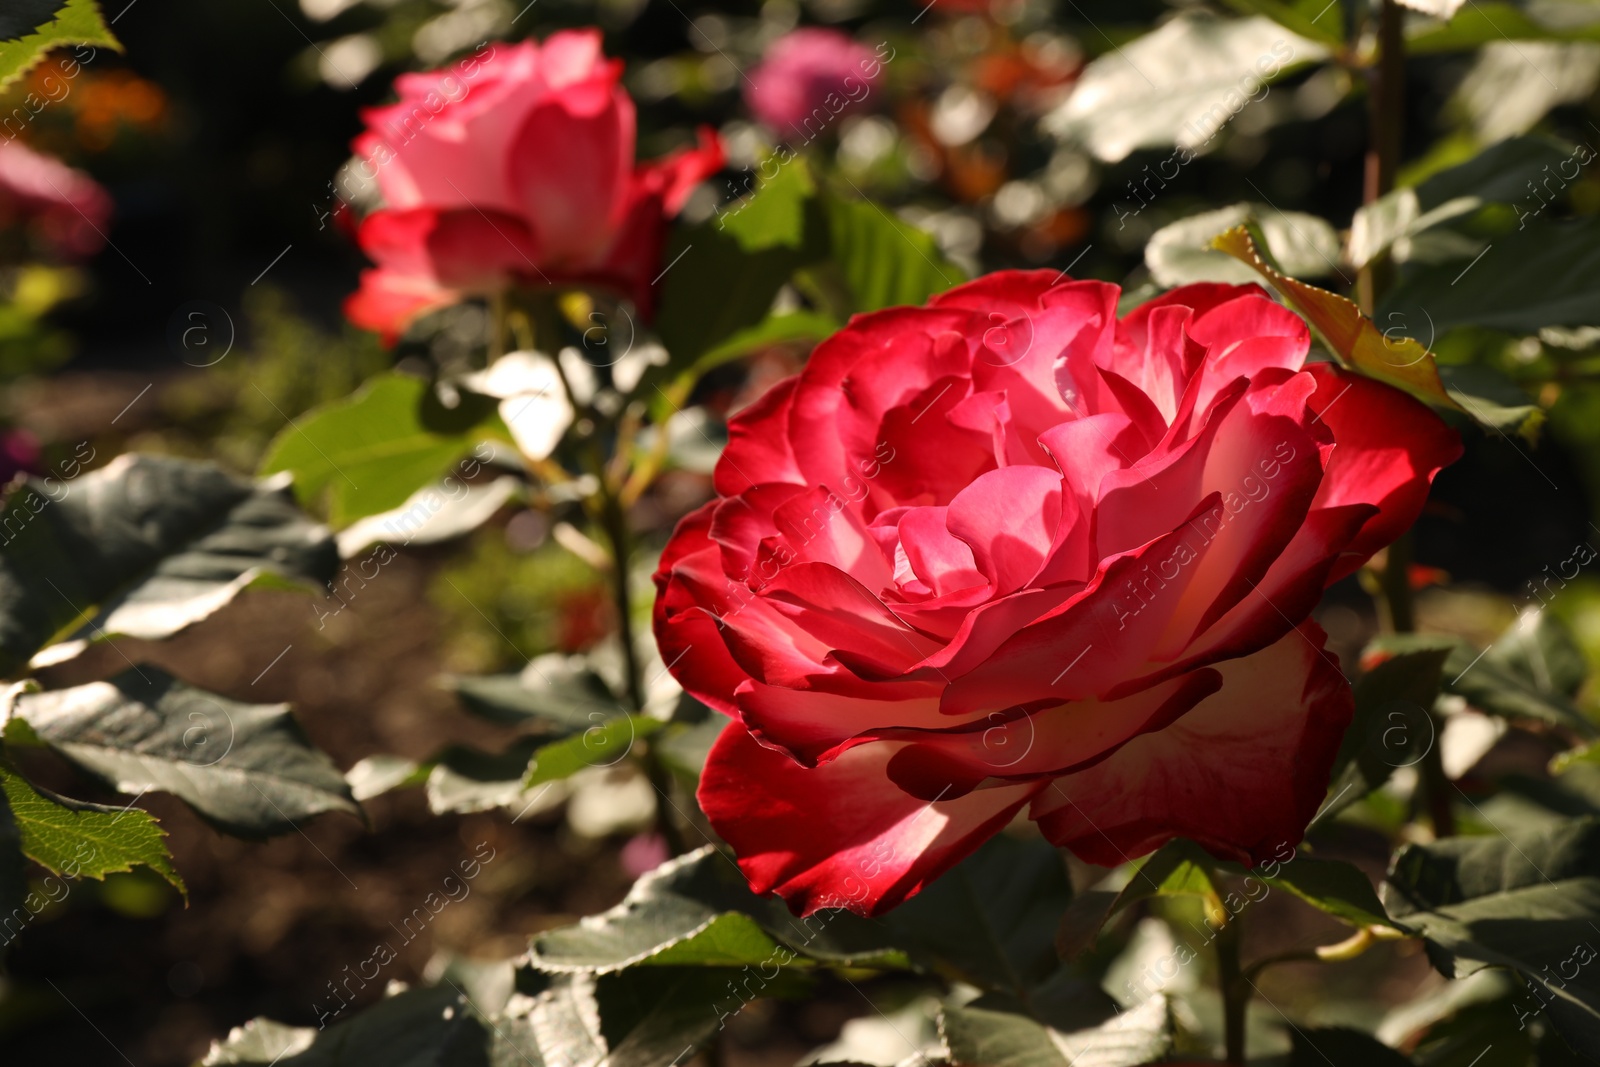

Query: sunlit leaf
[[0, 764, 182, 894], [1212, 224, 1459, 409], [0, 454, 338, 676], [12, 667, 357, 837], [0, 0, 116, 92], [259, 373, 506, 528], [1043, 13, 1328, 162], [1146, 202, 1340, 286]]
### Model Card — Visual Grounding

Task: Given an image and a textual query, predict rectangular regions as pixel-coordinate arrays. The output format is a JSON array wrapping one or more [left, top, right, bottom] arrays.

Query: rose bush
[[654, 271, 1462, 916], [343, 30, 723, 342]]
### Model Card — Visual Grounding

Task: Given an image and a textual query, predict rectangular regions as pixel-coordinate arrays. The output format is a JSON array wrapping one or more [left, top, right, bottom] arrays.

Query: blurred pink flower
[[745, 28, 885, 138], [619, 832, 669, 878], [344, 30, 723, 344], [0, 426, 40, 486], [0, 140, 111, 260]]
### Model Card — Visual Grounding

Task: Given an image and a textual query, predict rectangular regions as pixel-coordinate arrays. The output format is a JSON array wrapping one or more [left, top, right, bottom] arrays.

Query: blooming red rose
[[745, 28, 883, 138], [653, 270, 1462, 916], [344, 30, 723, 342]]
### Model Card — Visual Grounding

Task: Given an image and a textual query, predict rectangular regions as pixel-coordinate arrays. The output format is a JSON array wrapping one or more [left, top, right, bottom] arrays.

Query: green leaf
[[1145, 202, 1341, 286], [0, 454, 338, 677], [1290, 1027, 1414, 1065], [1263, 856, 1393, 928], [655, 161, 822, 375], [1446, 611, 1595, 738], [1213, 225, 1460, 410], [939, 994, 1172, 1067], [820, 192, 966, 313], [1056, 839, 1218, 959], [1452, 41, 1600, 142], [11, 667, 357, 837], [1382, 216, 1600, 335], [1042, 13, 1328, 162], [527, 846, 905, 975], [653, 712, 730, 780], [1385, 816, 1600, 1049], [259, 373, 506, 528], [1438, 365, 1542, 438], [1325, 634, 1455, 818], [0, 771, 26, 918], [202, 986, 483, 1066], [1349, 136, 1572, 269], [884, 834, 1069, 995], [1217, 0, 1346, 45], [673, 309, 837, 383], [0, 764, 182, 894], [421, 739, 543, 815], [0, 0, 117, 93], [1407, 1, 1600, 53], [523, 714, 660, 789], [447, 655, 626, 728]]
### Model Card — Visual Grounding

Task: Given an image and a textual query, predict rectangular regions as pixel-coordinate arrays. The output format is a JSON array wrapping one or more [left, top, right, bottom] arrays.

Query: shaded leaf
[[447, 656, 625, 729], [1324, 634, 1455, 818], [1056, 839, 1218, 960], [1438, 365, 1541, 438], [1386, 816, 1600, 1048], [527, 846, 905, 975], [1349, 136, 1572, 269], [0, 454, 337, 676], [203, 986, 484, 1066], [259, 373, 505, 528], [12, 667, 357, 837], [1446, 611, 1595, 738], [1146, 202, 1340, 286], [1213, 224, 1459, 409], [1043, 13, 1327, 162], [1290, 1027, 1414, 1065], [939, 994, 1171, 1067], [655, 161, 822, 376], [1263, 856, 1393, 928], [885, 834, 1069, 994], [1383, 216, 1600, 336], [0, 764, 181, 893]]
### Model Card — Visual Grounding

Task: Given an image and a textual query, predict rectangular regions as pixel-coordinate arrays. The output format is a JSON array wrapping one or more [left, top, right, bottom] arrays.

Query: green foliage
[[940, 994, 1171, 1067], [816, 190, 967, 314], [1145, 202, 1341, 285], [0, 763, 181, 895], [1043, 13, 1328, 162], [0, 0, 116, 92], [0, 454, 338, 677], [654, 161, 823, 378], [259, 373, 506, 528], [11, 667, 357, 837], [1387, 817, 1600, 1049]]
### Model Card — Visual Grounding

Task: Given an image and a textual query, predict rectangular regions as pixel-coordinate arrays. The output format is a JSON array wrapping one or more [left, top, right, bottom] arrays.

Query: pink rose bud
[[344, 30, 723, 344]]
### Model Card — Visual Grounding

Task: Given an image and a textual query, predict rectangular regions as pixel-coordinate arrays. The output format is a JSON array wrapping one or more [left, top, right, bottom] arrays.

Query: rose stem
[[1357, 0, 1457, 838], [1214, 896, 1247, 1065], [591, 384, 690, 857], [489, 288, 508, 363]]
